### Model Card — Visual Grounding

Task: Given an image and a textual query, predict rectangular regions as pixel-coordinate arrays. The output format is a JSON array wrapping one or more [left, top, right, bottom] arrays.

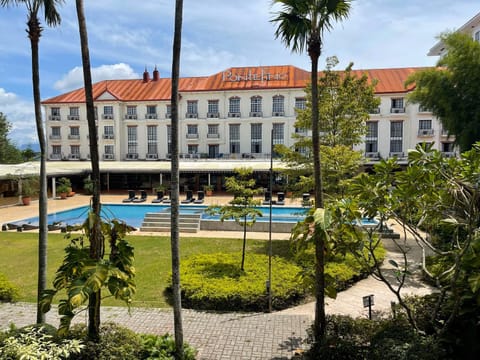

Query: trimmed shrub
[[175, 252, 306, 311], [0, 273, 19, 302], [140, 333, 196, 360]]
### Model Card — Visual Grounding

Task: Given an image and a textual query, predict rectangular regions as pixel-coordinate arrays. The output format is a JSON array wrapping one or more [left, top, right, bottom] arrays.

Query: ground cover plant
[[175, 252, 305, 311], [0, 273, 19, 302]]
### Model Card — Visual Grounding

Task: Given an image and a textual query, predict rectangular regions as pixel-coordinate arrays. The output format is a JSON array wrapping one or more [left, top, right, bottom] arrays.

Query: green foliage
[[83, 176, 94, 195], [18, 176, 39, 197], [140, 333, 196, 360], [57, 177, 72, 194], [406, 32, 480, 151], [0, 112, 23, 164], [41, 216, 136, 336], [0, 325, 84, 360], [175, 252, 305, 311], [0, 273, 19, 302]]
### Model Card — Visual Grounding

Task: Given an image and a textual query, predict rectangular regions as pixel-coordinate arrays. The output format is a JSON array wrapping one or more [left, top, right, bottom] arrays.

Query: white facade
[[43, 67, 455, 163]]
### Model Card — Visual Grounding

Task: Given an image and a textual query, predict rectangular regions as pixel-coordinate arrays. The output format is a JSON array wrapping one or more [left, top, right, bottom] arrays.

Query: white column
[[52, 177, 56, 198]]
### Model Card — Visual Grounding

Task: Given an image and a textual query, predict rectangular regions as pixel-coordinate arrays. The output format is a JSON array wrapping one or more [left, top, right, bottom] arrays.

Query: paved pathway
[[0, 195, 435, 359]]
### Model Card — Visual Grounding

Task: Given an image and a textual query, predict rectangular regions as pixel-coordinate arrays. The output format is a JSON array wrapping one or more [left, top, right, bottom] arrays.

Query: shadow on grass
[[251, 239, 296, 261]]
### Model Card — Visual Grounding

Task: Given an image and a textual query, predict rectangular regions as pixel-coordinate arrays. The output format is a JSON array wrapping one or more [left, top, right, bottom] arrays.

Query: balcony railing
[[68, 153, 80, 160], [102, 114, 114, 120], [186, 133, 199, 139], [249, 111, 263, 117], [185, 112, 198, 119], [68, 134, 80, 140], [390, 107, 405, 114], [272, 111, 285, 117], [49, 115, 61, 121], [50, 153, 62, 160], [146, 153, 158, 160], [418, 129, 434, 137], [125, 153, 139, 160], [124, 114, 138, 120], [103, 153, 115, 160], [369, 108, 381, 114], [228, 112, 241, 118], [207, 133, 220, 138], [103, 134, 114, 139], [145, 113, 158, 119], [365, 152, 380, 159], [49, 135, 61, 140], [67, 115, 80, 120], [207, 112, 220, 118]]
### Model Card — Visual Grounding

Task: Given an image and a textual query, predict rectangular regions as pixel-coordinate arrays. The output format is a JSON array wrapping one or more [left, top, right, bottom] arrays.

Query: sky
[[0, 0, 478, 148]]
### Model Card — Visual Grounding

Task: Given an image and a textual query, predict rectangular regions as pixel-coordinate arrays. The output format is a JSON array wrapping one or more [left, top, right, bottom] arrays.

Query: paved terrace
[[0, 194, 435, 359]]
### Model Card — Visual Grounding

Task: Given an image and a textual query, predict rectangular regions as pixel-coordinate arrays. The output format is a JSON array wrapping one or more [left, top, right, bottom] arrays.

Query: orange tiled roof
[[42, 65, 429, 104]]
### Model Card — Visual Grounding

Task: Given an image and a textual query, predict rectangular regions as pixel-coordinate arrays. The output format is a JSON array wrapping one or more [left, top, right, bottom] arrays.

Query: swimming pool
[[13, 204, 310, 229]]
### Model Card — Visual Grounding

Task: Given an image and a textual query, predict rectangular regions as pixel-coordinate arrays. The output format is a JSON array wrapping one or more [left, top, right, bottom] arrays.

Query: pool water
[[14, 204, 310, 229]]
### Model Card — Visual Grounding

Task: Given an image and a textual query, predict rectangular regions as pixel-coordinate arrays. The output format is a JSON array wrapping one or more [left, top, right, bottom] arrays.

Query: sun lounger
[[122, 190, 137, 203], [194, 190, 205, 204], [132, 190, 147, 203], [262, 190, 272, 205], [152, 190, 164, 203], [181, 190, 194, 204], [302, 193, 312, 207], [276, 192, 285, 206]]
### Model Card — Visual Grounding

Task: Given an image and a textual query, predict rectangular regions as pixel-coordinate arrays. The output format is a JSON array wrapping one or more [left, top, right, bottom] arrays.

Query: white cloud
[[53, 63, 140, 92]]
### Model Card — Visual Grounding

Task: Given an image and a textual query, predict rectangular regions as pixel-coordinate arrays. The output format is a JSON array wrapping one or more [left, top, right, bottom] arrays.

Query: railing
[[207, 133, 220, 138], [49, 115, 61, 121], [145, 114, 158, 119], [207, 112, 220, 118], [417, 129, 434, 136], [228, 112, 241, 118], [125, 153, 139, 160], [390, 107, 405, 114], [67, 115, 80, 120], [103, 154, 115, 160], [186, 133, 199, 139], [102, 114, 114, 119], [185, 113, 198, 118], [68, 134, 80, 140], [49, 153, 62, 160], [124, 114, 138, 120], [49, 135, 61, 140], [249, 111, 263, 117]]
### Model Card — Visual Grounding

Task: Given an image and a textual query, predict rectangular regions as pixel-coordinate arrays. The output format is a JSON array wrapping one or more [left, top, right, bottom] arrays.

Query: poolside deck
[[0, 193, 303, 239]]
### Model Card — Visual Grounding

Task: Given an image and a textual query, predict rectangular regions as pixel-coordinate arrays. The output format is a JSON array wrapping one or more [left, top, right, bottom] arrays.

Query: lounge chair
[[151, 190, 164, 203], [163, 190, 171, 204], [122, 190, 137, 203], [181, 190, 194, 204], [132, 190, 147, 203], [302, 193, 312, 207], [194, 190, 205, 204], [276, 192, 285, 206], [262, 190, 272, 205]]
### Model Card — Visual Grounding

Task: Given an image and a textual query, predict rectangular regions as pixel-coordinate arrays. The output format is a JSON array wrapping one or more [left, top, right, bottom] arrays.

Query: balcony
[[207, 133, 220, 138], [103, 134, 115, 140], [145, 113, 158, 119], [389, 152, 405, 158], [418, 129, 434, 137], [124, 114, 138, 120], [68, 153, 80, 160], [68, 134, 80, 140], [67, 115, 80, 120], [186, 133, 199, 139], [49, 153, 62, 160], [49, 135, 61, 140], [125, 153, 139, 160], [49, 115, 61, 121], [250, 111, 263, 117], [146, 153, 158, 160], [207, 112, 220, 118], [185, 112, 198, 119], [365, 152, 380, 159], [369, 108, 381, 114], [418, 106, 431, 113], [390, 107, 405, 114], [228, 112, 241, 118], [272, 111, 285, 117], [102, 114, 114, 120], [103, 153, 115, 160]]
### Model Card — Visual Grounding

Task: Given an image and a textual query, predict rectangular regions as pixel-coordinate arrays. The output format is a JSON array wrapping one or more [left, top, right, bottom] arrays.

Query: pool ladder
[[140, 212, 201, 233]]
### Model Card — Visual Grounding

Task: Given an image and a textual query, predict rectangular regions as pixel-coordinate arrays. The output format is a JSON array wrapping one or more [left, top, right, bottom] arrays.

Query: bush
[[0, 325, 84, 359], [140, 333, 196, 359], [0, 273, 19, 302], [174, 252, 306, 311]]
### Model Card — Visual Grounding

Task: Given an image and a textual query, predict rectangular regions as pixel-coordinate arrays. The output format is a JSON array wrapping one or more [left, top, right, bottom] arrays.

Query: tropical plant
[[56, 176, 71, 194], [207, 167, 263, 271], [0, 0, 64, 324], [41, 216, 136, 336], [271, 0, 352, 343], [170, 0, 185, 357]]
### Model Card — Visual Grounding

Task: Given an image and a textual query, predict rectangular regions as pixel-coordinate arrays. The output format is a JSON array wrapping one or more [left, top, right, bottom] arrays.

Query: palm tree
[[75, 0, 103, 341], [170, 0, 185, 357], [271, 0, 351, 343], [0, 0, 63, 324]]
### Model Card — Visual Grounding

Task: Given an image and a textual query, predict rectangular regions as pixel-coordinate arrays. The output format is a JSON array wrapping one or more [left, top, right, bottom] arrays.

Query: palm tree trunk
[[309, 41, 326, 342], [27, 15, 48, 325], [76, 0, 103, 341], [171, 0, 184, 357], [241, 215, 247, 271]]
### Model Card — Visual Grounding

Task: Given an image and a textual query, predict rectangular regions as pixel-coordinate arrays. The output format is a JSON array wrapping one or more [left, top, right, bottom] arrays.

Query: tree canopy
[[406, 32, 480, 152], [0, 112, 23, 164]]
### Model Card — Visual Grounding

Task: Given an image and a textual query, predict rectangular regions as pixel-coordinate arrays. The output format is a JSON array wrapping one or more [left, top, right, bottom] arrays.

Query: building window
[[104, 145, 114, 154], [187, 124, 198, 138], [146, 105, 157, 119], [103, 106, 113, 119], [365, 121, 378, 153], [251, 123, 262, 153], [186, 100, 198, 118], [295, 97, 306, 110], [70, 145, 80, 156], [390, 121, 403, 154], [475, 30, 480, 43], [127, 126, 137, 154], [208, 144, 219, 158], [68, 107, 79, 120], [390, 98, 405, 113], [272, 123, 284, 145], [51, 127, 61, 139], [147, 125, 157, 154], [50, 107, 61, 120], [167, 125, 172, 155], [103, 125, 114, 139], [208, 100, 219, 117], [69, 126, 80, 139], [126, 106, 137, 119], [52, 145, 61, 159], [207, 124, 219, 138], [166, 105, 171, 118], [272, 95, 285, 115], [419, 119, 432, 129], [229, 124, 240, 154], [188, 144, 198, 154], [229, 97, 241, 116], [250, 96, 262, 116]]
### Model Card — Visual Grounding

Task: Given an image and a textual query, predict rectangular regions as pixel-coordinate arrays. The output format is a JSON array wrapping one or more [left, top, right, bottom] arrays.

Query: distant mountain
[[20, 143, 40, 152]]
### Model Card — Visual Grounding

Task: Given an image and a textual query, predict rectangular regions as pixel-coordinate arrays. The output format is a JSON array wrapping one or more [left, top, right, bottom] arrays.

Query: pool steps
[[140, 212, 201, 233]]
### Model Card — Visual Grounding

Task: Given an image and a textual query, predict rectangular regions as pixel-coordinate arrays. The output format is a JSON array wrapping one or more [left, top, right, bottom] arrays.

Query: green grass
[[0, 232, 293, 308]]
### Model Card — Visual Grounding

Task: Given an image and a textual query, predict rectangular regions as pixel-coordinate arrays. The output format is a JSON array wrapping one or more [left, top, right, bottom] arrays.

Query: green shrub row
[[0, 273, 19, 302], [175, 252, 306, 311], [0, 323, 196, 360]]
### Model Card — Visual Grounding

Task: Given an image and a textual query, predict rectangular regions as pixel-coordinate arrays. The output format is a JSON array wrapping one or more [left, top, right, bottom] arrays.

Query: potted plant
[[18, 176, 39, 206], [83, 176, 93, 195], [57, 177, 71, 199], [204, 184, 214, 196]]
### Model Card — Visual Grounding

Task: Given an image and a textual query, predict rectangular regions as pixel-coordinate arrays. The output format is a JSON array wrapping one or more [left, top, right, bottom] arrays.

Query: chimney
[[153, 65, 160, 81], [143, 67, 150, 82]]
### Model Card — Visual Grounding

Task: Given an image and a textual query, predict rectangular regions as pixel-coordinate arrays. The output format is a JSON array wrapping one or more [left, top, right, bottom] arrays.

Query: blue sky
[[0, 0, 478, 148]]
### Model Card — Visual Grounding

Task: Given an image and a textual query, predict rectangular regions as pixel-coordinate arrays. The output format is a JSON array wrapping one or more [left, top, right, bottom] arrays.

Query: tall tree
[[0, 0, 63, 324], [406, 32, 480, 152], [271, 0, 352, 343], [0, 112, 23, 164], [75, 0, 103, 341], [170, 0, 184, 357]]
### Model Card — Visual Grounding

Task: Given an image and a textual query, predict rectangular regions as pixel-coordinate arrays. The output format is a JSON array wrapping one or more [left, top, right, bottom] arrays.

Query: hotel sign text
[[222, 68, 288, 82]]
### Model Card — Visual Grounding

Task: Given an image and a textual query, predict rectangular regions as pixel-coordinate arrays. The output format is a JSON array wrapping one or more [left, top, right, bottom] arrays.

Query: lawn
[[0, 232, 293, 308]]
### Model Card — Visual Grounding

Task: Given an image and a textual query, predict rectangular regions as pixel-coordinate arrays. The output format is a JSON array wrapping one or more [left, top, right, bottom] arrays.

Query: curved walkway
[[0, 195, 435, 359]]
